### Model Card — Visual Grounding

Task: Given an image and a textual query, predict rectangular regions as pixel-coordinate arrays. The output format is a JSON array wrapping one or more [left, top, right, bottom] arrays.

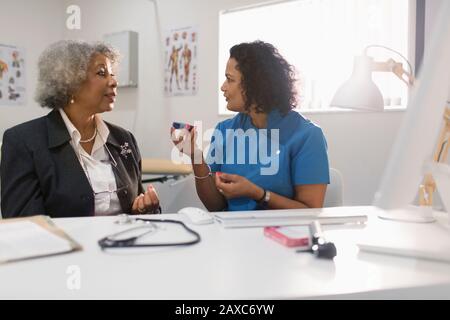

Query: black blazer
[[1, 110, 145, 218]]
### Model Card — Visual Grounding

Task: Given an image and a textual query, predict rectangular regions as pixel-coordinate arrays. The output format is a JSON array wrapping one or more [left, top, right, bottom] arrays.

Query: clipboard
[[0, 215, 82, 264]]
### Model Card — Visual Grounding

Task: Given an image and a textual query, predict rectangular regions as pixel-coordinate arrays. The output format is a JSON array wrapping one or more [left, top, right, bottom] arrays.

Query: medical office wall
[[0, 0, 65, 137], [0, 0, 171, 159], [0, 0, 445, 207], [153, 0, 443, 206], [62, 0, 170, 159]]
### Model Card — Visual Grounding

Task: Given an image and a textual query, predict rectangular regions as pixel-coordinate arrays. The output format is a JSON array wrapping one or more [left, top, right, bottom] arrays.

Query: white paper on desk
[[0, 221, 73, 263]]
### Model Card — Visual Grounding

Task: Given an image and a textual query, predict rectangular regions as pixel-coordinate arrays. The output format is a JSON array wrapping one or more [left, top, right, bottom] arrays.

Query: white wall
[[62, 0, 170, 158], [425, 0, 444, 44], [0, 0, 65, 137]]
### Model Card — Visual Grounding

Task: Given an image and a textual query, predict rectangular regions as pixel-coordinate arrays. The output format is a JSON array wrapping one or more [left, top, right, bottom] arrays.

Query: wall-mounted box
[[103, 30, 138, 87]]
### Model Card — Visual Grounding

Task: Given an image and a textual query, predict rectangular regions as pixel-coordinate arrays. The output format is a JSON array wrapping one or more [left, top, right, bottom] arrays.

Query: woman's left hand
[[131, 184, 160, 214], [215, 172, 263, 200]]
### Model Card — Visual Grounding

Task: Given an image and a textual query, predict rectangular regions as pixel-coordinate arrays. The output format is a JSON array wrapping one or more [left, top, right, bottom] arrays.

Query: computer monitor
[[372, 1, 450, 221]]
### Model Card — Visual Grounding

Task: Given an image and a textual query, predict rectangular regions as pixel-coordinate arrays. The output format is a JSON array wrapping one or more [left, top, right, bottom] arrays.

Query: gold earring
[[70, 97, 75, 104]]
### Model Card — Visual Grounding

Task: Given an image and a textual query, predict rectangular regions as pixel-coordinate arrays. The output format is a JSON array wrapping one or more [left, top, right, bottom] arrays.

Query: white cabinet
[[103, 31, 138, 87]]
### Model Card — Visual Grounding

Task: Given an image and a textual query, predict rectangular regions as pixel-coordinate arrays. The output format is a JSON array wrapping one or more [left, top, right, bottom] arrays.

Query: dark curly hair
[[229, 41, 297, 114]]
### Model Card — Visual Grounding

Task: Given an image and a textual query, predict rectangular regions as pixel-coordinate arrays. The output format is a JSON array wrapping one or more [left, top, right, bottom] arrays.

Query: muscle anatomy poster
[[164, 26, 198, 97], [0, 44, 26, 106]]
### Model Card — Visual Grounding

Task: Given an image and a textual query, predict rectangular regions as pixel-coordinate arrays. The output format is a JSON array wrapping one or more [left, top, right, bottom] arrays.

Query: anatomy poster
[[0, 44, 26, 106], [164, 26, 198, 97]]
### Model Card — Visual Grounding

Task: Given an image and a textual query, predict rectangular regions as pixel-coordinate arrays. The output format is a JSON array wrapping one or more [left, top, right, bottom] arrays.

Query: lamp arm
[[364, 44, 414, 76], [372, 59, 415, 87]]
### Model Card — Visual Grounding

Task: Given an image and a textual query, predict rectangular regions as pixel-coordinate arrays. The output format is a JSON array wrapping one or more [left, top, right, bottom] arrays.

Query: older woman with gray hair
[[0, 40, 160, 218]]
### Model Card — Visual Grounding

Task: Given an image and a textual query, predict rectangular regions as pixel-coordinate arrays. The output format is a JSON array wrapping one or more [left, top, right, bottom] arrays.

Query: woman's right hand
[[170, 126, 199, 158], [131, 184, 160, 214]]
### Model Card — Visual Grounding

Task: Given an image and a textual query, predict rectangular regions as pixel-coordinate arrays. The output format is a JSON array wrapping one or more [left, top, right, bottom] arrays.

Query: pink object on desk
[[264, 226, 310, 247]]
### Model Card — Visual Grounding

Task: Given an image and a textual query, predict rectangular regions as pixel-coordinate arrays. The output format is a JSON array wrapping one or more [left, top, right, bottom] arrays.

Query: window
[[219, 0, 413, 115]]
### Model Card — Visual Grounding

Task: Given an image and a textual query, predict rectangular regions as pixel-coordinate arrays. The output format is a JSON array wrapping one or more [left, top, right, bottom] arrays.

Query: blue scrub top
[[206, 109, 330, 211]]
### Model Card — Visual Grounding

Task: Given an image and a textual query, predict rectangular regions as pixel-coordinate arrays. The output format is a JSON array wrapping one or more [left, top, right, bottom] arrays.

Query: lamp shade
[[330, 55, 384, 111]]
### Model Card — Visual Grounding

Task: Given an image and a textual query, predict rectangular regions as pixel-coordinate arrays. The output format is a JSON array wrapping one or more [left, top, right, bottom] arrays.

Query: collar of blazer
[[46, 109, 127, 151]]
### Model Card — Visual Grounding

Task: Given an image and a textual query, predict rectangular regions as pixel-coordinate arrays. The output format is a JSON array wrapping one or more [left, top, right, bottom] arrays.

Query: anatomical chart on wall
[[0, 44, 26, 106], [164, 26, 198, 97]]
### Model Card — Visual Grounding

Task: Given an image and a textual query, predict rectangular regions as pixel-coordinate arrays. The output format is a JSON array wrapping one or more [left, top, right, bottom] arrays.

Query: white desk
[[1, 206, 450, 299]]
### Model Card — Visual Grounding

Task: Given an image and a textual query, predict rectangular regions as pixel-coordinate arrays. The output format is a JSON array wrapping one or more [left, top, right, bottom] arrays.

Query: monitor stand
[[377, 205, 436, 223]]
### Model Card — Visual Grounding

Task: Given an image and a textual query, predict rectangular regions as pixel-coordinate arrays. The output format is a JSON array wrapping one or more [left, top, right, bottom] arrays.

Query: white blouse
[[59, 109, 122, 216]]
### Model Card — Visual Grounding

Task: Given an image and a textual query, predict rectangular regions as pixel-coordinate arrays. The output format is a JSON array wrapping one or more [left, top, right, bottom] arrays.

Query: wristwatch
[[257, 189, 271, 207]]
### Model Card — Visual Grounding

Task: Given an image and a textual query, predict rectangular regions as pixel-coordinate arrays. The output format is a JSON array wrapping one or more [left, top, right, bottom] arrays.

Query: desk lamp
[[330, 45, 450, 223], [330, 45, 414, 111]]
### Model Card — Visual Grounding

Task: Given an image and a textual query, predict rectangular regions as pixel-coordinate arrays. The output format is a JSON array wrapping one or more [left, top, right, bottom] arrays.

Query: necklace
[[80, 127, 97, 143]]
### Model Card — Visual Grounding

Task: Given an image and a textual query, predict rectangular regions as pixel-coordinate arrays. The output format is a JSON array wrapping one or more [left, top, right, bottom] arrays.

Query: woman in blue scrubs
[[172, 41, 329, 211]]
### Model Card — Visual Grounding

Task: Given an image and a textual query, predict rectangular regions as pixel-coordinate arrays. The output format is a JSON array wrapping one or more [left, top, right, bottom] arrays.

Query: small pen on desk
[[296, 220, 337, 259]]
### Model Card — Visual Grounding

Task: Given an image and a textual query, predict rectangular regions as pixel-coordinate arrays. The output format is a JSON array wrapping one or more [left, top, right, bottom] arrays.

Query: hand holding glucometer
[[171, 122, 197, 157]]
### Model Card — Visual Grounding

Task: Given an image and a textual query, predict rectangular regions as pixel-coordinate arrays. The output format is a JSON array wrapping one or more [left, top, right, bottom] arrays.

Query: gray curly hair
[[35, 40, 120, 109]]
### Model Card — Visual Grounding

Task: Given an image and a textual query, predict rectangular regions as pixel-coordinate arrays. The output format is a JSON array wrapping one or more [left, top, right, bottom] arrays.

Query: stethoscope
[[98, 214, 201, 249]]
